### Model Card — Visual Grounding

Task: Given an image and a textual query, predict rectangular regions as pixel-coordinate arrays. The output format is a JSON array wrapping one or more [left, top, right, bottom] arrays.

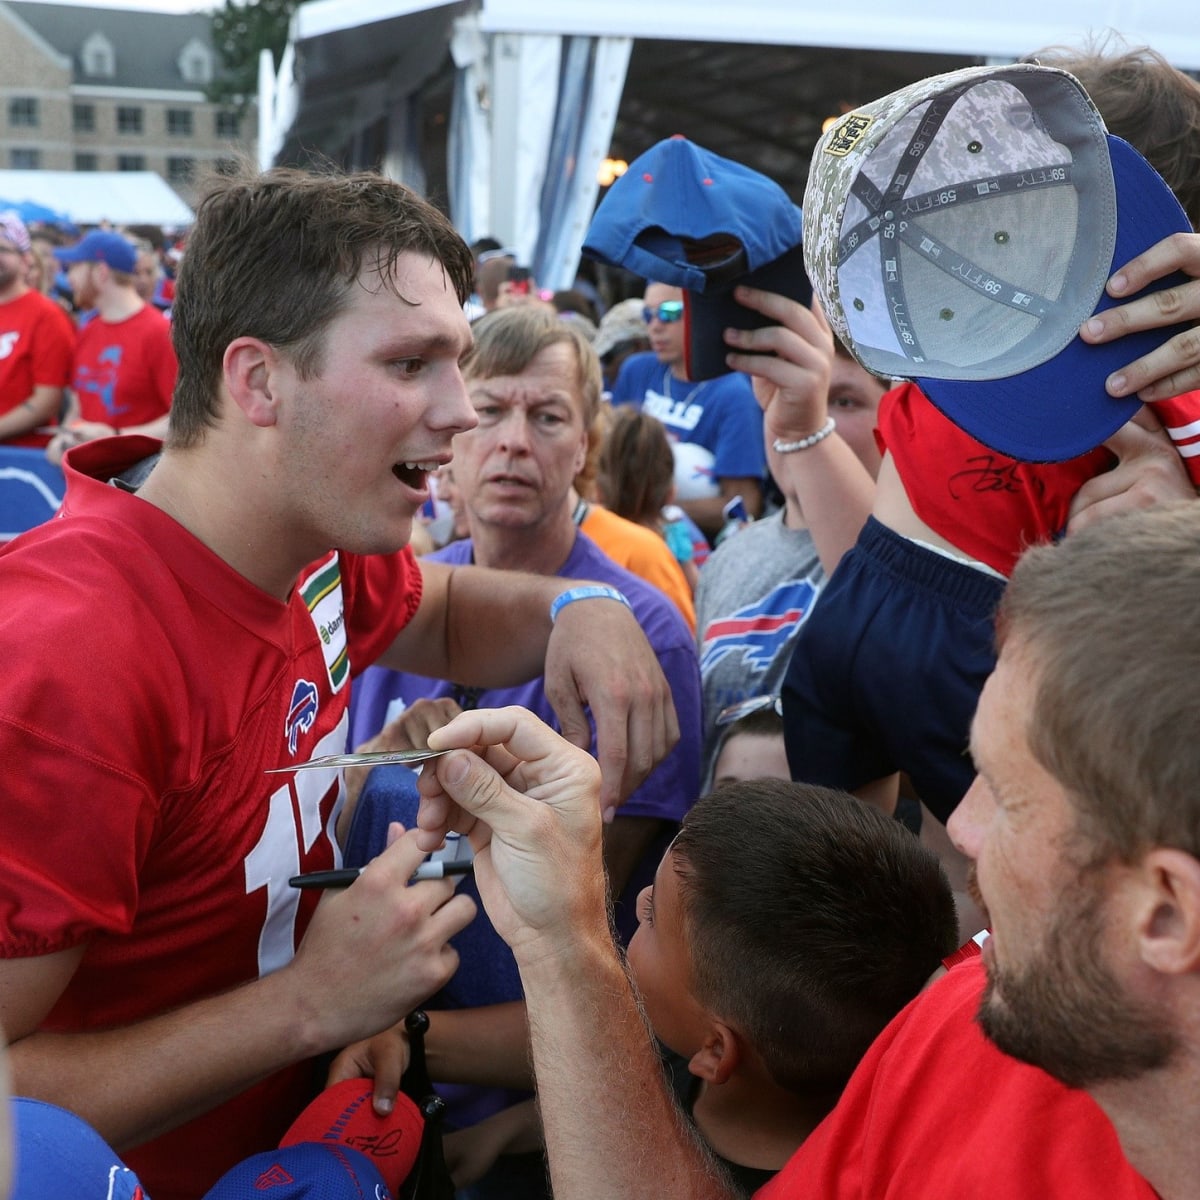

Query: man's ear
[[1135, 849, 1200, 975], [223, 337, 281, 428], [687, 1020, 740, 1086]]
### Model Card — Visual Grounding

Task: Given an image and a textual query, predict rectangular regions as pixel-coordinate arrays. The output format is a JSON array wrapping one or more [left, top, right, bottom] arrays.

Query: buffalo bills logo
[[285, 679, 320, 754], [700, 581, 819, 673]]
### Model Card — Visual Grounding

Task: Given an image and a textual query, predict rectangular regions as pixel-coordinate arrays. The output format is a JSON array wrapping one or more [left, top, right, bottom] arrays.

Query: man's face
[[627, 845, 712, 1059], [133, 251, 159, 302], [948, 642, 1177, 1089], [268, 251, 476, 562], [66, 259, 99, 309], [0, 239, 25, 294], [453, 342, 589, 538], [643, 283, 684, 370]]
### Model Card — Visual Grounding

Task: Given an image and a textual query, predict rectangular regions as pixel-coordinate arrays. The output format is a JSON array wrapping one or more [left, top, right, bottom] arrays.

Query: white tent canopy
[[0, 170, 194, 228]]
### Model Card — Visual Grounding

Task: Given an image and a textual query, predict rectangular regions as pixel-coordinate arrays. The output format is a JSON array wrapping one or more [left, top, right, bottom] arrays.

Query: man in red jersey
[[45, 229, 177, 463], [0, 166, 676, 1200], [0, 211, 74, 447]]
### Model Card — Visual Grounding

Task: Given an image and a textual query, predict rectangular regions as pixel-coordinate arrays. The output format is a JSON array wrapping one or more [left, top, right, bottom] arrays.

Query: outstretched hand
[[1079, 231, 1200, 402], [418, 707, 608, 961], [543, 599, 678, 818], [724, 285, 836, 442]]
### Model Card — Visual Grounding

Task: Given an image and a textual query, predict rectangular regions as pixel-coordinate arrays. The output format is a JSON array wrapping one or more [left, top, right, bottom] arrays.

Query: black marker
[[288, 860, 474, 889]]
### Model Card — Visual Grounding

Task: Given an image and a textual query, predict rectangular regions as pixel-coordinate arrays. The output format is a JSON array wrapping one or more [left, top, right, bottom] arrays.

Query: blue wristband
[[549, 585, 632, 623]]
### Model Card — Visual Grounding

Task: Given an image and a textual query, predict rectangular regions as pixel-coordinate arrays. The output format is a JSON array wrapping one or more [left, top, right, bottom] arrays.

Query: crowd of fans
[[3, 34, 1200, 1200]]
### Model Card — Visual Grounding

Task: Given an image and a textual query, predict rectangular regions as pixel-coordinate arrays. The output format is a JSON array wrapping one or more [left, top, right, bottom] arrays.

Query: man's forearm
[[516, 931, 736, 1200], [9, 962, 327, 1152]]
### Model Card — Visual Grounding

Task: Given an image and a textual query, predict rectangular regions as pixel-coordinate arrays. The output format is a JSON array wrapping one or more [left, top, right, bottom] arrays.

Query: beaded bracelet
[[772, 416, 837, 454], [549, 585, 632, 623]]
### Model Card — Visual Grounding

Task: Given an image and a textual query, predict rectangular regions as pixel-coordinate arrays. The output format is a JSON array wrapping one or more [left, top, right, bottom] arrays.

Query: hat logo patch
[[253, 1162, 296, 1186], [824, 113, 873, 157]]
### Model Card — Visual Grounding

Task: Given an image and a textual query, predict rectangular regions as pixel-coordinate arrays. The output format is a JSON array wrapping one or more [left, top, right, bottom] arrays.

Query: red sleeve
[[343, 546, 424, 676], [1152, 388, 1200, 486]]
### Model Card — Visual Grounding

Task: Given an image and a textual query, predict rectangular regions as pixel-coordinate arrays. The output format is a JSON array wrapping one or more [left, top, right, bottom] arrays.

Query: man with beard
[[0, 212, 74, 447], [45, 230, 177, 464], [405, 506, 1200, 1199]]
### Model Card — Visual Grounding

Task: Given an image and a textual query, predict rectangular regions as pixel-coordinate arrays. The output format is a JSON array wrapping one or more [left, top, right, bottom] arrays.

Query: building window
[[167, 156, 195, 183], [82, 32, 116, 79], [8, 98, 38, 127], [166, 108, 193, 136], [178, 38, 213, 85], [215, 110, 240, 139], [118, 154, 145, 171], [10, 148, 40, 169], [75, 152, 98, 171], [73, 103, 96, 133], [214, 157, 238, 176], [117, 106, 143, 134]]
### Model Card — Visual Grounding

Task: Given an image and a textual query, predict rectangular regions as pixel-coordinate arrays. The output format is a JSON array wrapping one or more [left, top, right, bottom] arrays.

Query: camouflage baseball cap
[[803, 63, 1192, 461]]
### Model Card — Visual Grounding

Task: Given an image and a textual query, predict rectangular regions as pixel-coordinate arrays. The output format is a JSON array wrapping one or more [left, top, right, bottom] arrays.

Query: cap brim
[[682, 242, 812, 381], [917, 135, 1193, 462]]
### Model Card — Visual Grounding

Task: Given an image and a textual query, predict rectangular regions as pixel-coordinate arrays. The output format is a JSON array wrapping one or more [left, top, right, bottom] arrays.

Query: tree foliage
[[206, 0, 299, 115]]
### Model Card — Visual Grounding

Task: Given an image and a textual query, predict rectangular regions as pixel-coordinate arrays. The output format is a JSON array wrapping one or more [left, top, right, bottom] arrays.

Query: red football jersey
[[0, 289, 75, 446], [0, 437, 421, 1198], [71, 304, 177, 429]]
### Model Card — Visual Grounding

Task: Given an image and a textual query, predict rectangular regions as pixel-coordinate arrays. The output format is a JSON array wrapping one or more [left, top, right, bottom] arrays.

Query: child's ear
[[688, 1021, 740, 1086]]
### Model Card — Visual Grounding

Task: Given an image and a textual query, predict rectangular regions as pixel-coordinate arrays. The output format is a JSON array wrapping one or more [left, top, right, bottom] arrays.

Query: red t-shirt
[[72, 303, 177, 428], [756, 958, 1153, 1200], [880, 382, 1200, 576], [0, 437, 422, 1199], [0, 289, 75, 446]]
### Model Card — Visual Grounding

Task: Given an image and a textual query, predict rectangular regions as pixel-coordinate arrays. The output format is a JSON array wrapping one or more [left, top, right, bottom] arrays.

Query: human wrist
[[549, 584, 631, 623], [772, 416, 837, 453]]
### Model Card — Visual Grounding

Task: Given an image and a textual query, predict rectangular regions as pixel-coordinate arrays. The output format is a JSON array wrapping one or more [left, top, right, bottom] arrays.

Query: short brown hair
[[597, 406, 675, 524], [1001, 502, 1200, 862], [462, 306, 601, 430], [1025, 38, 1200, 231], [168, 164, 474, 447]]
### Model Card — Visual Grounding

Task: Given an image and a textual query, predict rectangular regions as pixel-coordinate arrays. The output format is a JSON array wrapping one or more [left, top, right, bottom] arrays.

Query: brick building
[[0, 0, 256, 209]]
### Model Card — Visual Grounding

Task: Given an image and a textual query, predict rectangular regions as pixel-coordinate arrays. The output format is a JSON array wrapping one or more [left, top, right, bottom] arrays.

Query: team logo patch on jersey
[[286, 679, 320, 754], [301, 552, 350, 691], [700, 581, 819, 673]]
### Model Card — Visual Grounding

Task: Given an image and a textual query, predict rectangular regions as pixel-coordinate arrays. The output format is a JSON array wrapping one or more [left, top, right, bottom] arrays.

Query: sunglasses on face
[[642, 300, 684, 324]]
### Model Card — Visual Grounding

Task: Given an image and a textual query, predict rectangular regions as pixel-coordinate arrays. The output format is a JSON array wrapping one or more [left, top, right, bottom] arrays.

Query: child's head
[[597, 405, 676, 526], [627, 780, 958, 1101], [711, 704, 788, 788]]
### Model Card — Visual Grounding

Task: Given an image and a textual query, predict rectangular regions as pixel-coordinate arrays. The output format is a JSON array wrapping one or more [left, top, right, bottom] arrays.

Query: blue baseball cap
[[804, 63, 1193, 462], [583, 135, 812, 381], [55, 229, 138, 274], [10, 1097, 147, 1199], [202, 1142, 392, 1199]]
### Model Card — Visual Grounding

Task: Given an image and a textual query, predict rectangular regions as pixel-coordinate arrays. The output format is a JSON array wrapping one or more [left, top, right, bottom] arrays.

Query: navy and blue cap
[[10, 1097, 148, 1199], [804, 63, 1193, 463], [202, 1142, 391, 1199], [54, 229, 138, 274], [583, 135, 812, 380]]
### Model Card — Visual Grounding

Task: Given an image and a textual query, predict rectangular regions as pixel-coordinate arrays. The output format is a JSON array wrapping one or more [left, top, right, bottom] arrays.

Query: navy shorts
[[782, 517, 1006, 825]]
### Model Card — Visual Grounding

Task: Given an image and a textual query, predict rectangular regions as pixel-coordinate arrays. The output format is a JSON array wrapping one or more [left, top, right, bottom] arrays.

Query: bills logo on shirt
[[285, 679, 320, 754], [700, 580, 819, 673]]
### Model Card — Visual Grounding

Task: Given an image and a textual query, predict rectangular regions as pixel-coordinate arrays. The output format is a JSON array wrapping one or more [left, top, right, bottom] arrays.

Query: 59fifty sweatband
[[549, 585, 632, 623], [803, 62, 1193, 462], [583, 135, 812, 381]]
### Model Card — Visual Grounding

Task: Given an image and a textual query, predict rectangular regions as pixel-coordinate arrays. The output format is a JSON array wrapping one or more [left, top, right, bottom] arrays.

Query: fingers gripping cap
[[803, 63, 1193, 462]]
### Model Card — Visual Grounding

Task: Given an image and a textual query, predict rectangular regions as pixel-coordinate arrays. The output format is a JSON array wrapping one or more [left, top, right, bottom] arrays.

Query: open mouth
[[392, 460, 438, 489]]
